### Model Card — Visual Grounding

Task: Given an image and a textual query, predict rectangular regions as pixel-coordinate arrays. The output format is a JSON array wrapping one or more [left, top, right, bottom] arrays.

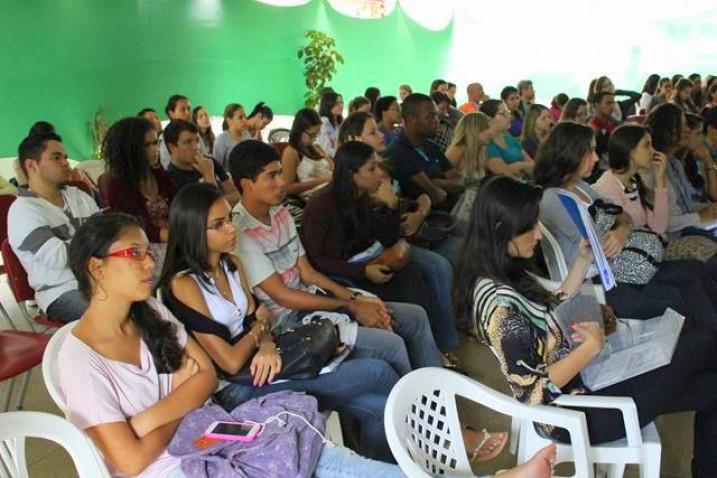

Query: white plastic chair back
[[75, 160, 105, 185], [42, 322, 77, 412], [538, 222, 569, 281], [385, 368, 593, 477], [0, 411, 111, 477]]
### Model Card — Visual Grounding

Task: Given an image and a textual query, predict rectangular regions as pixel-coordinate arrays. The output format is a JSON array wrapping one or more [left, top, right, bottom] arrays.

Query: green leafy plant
[[88, 109, 107, 160], [297, 30, 344, 108]]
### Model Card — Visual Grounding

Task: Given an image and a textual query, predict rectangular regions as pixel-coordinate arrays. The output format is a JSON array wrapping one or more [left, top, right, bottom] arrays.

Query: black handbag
[[225, 318, 339, 385]]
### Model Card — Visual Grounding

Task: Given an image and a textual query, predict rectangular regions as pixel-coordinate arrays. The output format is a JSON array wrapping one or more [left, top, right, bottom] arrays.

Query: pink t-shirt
[[58, 298, 188, 478]]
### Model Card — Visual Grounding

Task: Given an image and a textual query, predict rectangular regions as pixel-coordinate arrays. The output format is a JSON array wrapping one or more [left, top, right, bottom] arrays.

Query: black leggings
[[568, 330, 717, 477], [605, 259, 717, 331]]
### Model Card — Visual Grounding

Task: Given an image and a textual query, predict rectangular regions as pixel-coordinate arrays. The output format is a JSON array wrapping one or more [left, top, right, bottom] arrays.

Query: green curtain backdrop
[[0, 0, 452, 159]]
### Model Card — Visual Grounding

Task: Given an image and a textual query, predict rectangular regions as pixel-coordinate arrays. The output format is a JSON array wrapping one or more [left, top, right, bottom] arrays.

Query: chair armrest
[[552, 394, 641, 447]]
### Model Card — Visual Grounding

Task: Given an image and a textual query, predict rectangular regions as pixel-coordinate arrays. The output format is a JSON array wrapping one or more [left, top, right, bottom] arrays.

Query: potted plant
[[297, 30, 344, 108]]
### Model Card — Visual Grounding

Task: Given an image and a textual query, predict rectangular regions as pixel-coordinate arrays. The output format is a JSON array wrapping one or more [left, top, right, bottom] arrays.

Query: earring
[[93, 282, 108, 302]]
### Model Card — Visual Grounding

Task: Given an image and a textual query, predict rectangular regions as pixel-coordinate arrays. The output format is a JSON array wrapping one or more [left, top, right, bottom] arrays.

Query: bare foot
[[495, 443, 556, 478], [463, 427, 508, 462]]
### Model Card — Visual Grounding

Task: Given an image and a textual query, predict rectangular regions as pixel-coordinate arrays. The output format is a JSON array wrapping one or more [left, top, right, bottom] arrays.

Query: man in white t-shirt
[[8, 132, 99, 322], [229, 140, 443, 376]]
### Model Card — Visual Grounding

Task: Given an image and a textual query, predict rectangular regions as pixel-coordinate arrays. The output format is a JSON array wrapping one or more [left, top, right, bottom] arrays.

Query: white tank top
[[188, 260, 249, 339]]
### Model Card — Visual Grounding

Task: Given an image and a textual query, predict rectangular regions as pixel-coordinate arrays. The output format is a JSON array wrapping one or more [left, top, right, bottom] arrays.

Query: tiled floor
[[1, 275, 694, 477]]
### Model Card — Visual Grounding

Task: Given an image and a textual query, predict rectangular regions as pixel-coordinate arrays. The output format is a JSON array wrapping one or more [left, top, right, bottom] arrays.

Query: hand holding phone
[[204, 421, 262, 442]]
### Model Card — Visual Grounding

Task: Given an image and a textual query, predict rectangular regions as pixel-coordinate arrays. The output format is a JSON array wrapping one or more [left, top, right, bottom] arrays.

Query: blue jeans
[[45, 289, 88, 323], [214, 358, 399, 461], [314, 444, 404, 477], [433, 234, 463, 270], [352, 301, 442, 376], [411, 246, 460, 351]]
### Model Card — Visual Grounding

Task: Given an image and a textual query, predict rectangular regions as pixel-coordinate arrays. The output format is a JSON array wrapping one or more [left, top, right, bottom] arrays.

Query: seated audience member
[[690, 73, 703, 107], [458, 175, 717, 478], [704, 107, 717, 160], [702, 83, 717, 112], [164, 119, 240, 205], [535, 121, 717, 324], [157, 183, 403, 461], [549, 93, 569, 123], [430, 91, 456, 150], [301, 141, 461, 359], [384, 93, 465, 210], [643, 103, 717, 236], [192, 106, 215, 157], [671, 78, 699, 113], [520, 104, 551, 159], [364, 87, 381, 111], [8, 133, 99, 322], [559, 98, 589, 124], [639, 73, 661, 114], [594, 124, 670, 235], [459, 82, 488, 114], [590, 91, 621, 159], [398, 84, 412, 102], [681, 113, 717, 202], [446, 82, 458, 107], [517, 79, 535, 118], [230, 140, 452, 369], [348, 96, 371, 114], [159, 94, 196, 168], [337, 114, 462, 353], [245, 101, 274, 141], [60, 213, 405, 477], [100, 116, 177, 248], [479, 100, 535, 177], [317, 91, 344, 157], [373, 96, 403, 148], [652, 77, 674, 110], [590, 76, 642, 121], [430, 79, 448, 94], [445, 112, 503, 179], [137, 108, 163, 134], [281, 108, 334, 202], [213, 103, 250, 170], [500, 86, 523, 137]]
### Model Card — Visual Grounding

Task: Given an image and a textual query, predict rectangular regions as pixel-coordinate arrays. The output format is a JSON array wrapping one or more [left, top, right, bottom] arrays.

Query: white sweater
[[8, 187, 99, 312]]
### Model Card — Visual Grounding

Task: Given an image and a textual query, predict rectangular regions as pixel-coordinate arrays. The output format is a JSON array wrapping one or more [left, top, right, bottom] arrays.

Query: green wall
[[0, 0, 452, 159]]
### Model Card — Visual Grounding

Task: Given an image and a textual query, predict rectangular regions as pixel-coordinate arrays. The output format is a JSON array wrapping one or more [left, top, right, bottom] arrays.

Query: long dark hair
[[319, 91, 343, 127], [560, 98, 587, 122], [158, 183, 236, 293], [192, 106, 215, 153], [608, 124, 655, 210], [337, 112, 373, 146], [248, 101, 274, 121], [69, 213, 183, 373], [455, 176, 554, 319], [330, 141, 375, 234], [642, 74, 661, 95], [288, 108, 323, 159], [534, 121, 595, 188], [645, 103, 684, 153], [102, 116, 155, 191]]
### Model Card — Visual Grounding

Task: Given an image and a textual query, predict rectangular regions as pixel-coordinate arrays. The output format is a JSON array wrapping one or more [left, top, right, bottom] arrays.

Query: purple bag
[[168, 391, 327, 478]]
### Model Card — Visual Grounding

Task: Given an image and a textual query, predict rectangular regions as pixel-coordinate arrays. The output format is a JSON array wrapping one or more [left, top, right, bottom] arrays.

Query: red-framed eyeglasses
[[106, 246, 154, 262]]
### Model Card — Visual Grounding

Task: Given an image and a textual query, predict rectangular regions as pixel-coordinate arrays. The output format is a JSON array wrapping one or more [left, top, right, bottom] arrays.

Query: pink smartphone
[[203, 420, 262, 442]]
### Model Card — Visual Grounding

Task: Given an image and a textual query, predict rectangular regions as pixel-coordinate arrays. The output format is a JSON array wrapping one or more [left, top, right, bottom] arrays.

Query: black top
[[166, 159, 230, 191], [384, 132, 453, 200]]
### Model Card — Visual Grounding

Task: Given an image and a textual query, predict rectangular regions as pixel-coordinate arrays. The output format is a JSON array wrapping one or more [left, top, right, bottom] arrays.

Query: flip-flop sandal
[[466, 428, 509, 463]]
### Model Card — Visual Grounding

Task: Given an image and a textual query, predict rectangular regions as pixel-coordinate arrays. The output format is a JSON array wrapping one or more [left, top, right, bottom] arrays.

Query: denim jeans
[[432, 234, 463, 270], [313, 444, 405, 477], [411, 246, 460, 351], [45, 289, 89, 323], [351, 301, 442, 376], [214, 358, 399, 461]]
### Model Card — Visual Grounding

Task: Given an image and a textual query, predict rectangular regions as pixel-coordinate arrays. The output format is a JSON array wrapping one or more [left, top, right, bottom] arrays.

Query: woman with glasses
[[158, 183, 403, 462], [100, 116, 177, 271], [281, 108, 334, 202], [479, 100, 535, 177]]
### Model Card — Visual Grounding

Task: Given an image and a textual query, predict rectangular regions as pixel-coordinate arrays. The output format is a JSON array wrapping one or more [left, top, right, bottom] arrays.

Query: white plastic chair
[[538, 222, 606, 304], [41, 322, 77, 411], [74, 160, 105, 186], [385, 368, 593, 477], [519, 394, 661, 478], [0, 411, 110, 477]]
